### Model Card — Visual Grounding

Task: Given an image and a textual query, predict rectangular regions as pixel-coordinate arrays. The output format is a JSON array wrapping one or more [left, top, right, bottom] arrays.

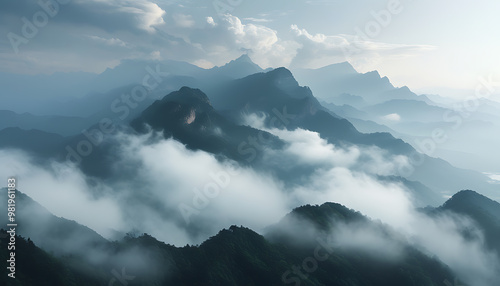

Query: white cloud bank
[[0, 126, 498, 285]]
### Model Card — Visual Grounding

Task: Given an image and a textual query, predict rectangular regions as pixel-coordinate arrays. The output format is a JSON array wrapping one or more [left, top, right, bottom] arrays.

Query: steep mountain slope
[[131, 86, 284, 163], [132, 220, 455, 286], [0, 192, 458, 286], [205, 68, 495, 200], [267, 203, 455, 286], [210, 54, 264, 79], [1, 66, 496, 201], [208, 67, 414, 155], [0, 189, 108, 257], [0, 230, 105, 286], [434, 190, 500, 255]]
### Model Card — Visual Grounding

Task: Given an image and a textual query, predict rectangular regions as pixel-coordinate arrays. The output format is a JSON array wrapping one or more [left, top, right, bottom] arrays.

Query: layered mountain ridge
[[3, 189, 483, 286], [2, 55, 500, 286]]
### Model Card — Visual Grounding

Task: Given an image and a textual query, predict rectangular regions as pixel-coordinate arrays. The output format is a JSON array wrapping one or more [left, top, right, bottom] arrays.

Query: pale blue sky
[[1, 0, 499, 97]]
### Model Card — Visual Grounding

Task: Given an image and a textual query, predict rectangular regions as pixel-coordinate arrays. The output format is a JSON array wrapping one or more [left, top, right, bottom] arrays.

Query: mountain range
[[5, 188, 496, 286], [1, 55, 500, 286]]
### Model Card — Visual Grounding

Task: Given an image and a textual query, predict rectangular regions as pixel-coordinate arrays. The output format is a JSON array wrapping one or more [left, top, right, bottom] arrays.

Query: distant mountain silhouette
[[210, 54, 264, 79], [2, 64, 497, 203], [0, 127, 65, 158], [0, 55, 266, 117], [363, 99, 449, 123], [293, 63, 431, 106], [0, 110, 91, 136]]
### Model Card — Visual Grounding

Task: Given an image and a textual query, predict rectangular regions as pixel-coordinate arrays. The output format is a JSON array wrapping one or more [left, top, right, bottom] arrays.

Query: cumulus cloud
[[224, 15, 278, 51], [0, 0, 440, 84], [206, 16, 216, 27], [0, 0, 170, 74], [289, 24, 435, 70], [0, 1, 433, 76], [193, 14, 298, 68]]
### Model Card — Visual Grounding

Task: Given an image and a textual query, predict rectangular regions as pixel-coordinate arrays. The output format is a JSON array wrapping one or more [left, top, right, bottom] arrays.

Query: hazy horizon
[[1, 1, 500, 286], [2, 0, 500, 99]]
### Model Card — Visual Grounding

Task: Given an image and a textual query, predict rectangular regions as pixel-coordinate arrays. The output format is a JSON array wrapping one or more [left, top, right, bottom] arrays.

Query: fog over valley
[[1, 1, 500, 285]]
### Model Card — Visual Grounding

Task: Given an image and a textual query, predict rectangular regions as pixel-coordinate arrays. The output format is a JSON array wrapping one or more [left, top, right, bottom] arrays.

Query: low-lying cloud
[[0, 124, 499, 285]]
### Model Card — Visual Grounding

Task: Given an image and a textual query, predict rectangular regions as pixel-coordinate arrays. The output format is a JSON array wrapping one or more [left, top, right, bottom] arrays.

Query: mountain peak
[[233, 54, 253, 64], [442, 190, 500, 215], [315, 61, 358, 75], [131, 86, 218, 139], [364, 70, 381, 78], [213, 54, 263, 79], [267, 67, 294, 78], [335, 61, 357, 72], [289, 202, 366, 228], [162, 86, 212, 108], [399, 86, 411, 92], [265, 67, 302, 94], [446, 190, 485, 203]]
